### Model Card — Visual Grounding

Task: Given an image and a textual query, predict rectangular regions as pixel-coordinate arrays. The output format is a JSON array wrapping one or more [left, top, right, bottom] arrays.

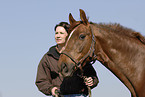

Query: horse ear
[[80, 9, 89, 25], [69, 13, 76, 25]]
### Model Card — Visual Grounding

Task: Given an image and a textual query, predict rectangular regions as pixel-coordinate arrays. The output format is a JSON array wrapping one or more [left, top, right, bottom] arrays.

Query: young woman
[[35, 22, 99, 97]]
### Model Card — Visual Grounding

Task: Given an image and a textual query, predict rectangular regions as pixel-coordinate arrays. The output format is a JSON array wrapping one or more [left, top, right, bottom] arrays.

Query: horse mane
[[90, 22, 145, 45]]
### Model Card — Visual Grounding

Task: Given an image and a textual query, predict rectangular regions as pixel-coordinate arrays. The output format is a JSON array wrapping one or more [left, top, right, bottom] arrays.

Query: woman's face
[[55, 26, 68, 45]]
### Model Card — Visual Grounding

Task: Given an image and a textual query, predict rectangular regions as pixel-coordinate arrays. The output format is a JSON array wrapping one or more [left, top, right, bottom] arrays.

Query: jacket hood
[[47, 45, 60, 60]]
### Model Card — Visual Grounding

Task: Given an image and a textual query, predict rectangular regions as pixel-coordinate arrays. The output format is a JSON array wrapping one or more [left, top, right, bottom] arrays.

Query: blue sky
[[0, 0, 145, 97]]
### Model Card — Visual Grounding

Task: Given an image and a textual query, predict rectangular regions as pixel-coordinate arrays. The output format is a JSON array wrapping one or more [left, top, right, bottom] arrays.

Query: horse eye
[[79, 34, 86, 40]]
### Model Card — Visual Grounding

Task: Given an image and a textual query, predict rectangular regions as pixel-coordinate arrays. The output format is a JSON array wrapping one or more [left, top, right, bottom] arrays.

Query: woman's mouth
[[56, 39, 61, 41]]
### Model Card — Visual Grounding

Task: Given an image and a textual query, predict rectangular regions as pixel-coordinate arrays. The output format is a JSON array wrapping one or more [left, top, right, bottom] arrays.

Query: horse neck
[[92, 23, 144, 67]]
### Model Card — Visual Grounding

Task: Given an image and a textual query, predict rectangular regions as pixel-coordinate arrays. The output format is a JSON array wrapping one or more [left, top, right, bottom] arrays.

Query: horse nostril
[[61, 63, 68, 73]]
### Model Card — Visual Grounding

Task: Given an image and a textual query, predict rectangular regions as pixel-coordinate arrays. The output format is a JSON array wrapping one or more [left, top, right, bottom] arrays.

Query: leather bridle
[[60, 24, 96, 71]]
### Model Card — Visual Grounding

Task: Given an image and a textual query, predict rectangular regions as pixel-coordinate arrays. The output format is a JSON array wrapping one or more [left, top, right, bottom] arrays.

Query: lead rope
[[88, 87, 91, 97], [88, 86, 91, 97]]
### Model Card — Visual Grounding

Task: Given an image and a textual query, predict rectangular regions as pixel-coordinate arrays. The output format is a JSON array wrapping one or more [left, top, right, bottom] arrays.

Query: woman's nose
[[56, 34, 60, 38]]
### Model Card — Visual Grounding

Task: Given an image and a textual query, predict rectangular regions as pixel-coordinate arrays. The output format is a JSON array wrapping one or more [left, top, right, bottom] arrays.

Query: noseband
[[60, 24, 96, 71]]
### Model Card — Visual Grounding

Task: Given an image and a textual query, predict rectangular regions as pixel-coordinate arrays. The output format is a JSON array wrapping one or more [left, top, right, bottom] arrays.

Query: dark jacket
[[35, 45, 99, 96], [60, 63, 99, 95]]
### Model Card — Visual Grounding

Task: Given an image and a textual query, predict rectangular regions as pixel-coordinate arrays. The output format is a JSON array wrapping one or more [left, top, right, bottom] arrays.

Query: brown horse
[[58, 9, 145, 97]]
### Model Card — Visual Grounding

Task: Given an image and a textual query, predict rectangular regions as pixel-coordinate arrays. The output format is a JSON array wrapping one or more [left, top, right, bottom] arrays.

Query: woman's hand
[[51, 87, 59, 96], [84, 77, 93, 87]]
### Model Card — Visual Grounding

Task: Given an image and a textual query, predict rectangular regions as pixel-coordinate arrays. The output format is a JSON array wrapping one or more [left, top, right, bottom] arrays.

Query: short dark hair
[[54, 22, 70, 33]]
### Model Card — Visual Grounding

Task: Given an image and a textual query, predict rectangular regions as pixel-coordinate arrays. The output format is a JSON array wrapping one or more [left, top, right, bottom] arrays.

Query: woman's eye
[[79, 34, 86, 40], [60, 32, 64, 34]]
